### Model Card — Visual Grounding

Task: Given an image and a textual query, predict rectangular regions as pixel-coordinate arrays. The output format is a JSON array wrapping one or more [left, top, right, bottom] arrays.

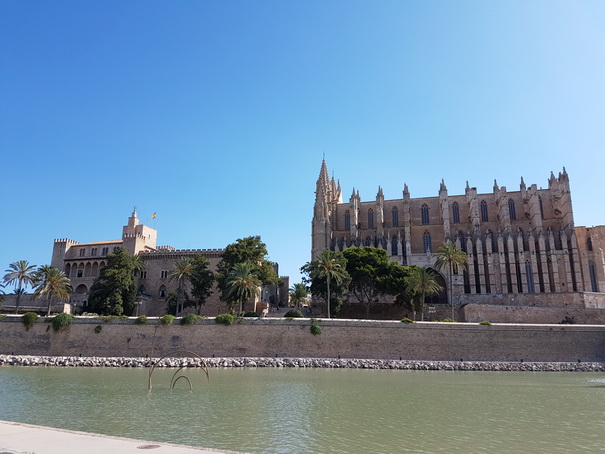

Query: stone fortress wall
[[1, 317, 604, 363]]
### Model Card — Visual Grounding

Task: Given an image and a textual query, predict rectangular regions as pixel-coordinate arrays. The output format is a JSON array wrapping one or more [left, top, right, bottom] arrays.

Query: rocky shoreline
[[1, 354, 604, 371]]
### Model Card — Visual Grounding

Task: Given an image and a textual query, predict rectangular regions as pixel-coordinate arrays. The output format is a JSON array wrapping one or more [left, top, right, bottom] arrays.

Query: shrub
[[159, 314, 174, 325], [215, 313, 237, 326], [94, 325, 102, 334], [0, 315, 5, 321], [243, 311, 260, 317], [134, 315, 148, 325], [52, 313, 74, 332], [442, 318, 454, 323], [479, 320, 492, 326], [22, 312, 39, 330], [400, 318, 414, 324], [310, 324, 321, 335], [180, 314, 201, 325], [284, 309, 304, 318]]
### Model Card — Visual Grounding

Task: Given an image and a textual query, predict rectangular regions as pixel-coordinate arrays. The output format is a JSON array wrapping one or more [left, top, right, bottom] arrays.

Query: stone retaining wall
[[1, 316, 605, 362]]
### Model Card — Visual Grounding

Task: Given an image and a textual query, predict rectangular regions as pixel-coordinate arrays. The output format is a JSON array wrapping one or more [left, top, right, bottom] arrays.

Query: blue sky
[[1, 0, 604, 286]]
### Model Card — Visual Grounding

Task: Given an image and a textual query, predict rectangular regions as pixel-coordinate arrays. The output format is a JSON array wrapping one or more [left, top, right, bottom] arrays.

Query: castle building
[[312, 160, 605, 319], [51, 209, 288, 315]]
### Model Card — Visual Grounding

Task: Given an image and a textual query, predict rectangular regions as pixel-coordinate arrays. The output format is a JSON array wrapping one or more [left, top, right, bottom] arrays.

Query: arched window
[[421, 204, 429, 225], [509, 199, 516, 221], [525, 261, 535, 293], [392, 207, 399, 227], [138, 285, 147, 296], [589, 262, 598, 292], [344, 210, 351, 230], [368, 209, 374, 229], [423, 231, 432, 253], [480, 200, 489, 222], [587, 237, 593, 251], [452, 202, 460, 224], [159, 285, 167, 298]]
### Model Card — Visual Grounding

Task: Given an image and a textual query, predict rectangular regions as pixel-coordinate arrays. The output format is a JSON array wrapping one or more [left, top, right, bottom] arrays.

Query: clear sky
[[1, 0, 604, 287]]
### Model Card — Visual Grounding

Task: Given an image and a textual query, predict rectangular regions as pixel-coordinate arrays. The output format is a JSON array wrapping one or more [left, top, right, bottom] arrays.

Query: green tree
[[434, 241, 468, 320], [3, 260, 37, 313], [406, 266, 443, 322], [189, 255, 215, 315], [169, 258, 194, 316], [217, 236, 278, 304], [289, 283, 308, 309], [225, 262, 261, 314], [33, 265, 72, 316], [343, 247, 406, 319], [303, 249, 350, 318], [88, 249, 138, 315]]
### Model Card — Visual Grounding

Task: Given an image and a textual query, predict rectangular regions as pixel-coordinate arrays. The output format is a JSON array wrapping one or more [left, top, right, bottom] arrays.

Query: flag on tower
[[152, 212, 157, 219]]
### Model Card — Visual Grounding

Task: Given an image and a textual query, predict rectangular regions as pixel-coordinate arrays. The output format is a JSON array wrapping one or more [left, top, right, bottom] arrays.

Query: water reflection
[[1, 367, 604, 453]]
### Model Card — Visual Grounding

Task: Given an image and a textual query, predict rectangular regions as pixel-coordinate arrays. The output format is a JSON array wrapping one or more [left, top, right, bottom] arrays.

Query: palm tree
[[225, 262, 261, 314], [434, 242, 468, 320], [169, 258, 194, 316], [0, 283, 5, 305], [289, 283, 308, 309], [407, 267, 443, 321], [33, 266, 72, 316], [313, 249, 349, 319], [3, 260, 37, 313]]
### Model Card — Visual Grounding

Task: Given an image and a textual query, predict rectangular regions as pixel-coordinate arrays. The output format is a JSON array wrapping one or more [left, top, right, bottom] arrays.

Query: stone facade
[[50, 209, 289, 316], [312, 160, 605, 314]]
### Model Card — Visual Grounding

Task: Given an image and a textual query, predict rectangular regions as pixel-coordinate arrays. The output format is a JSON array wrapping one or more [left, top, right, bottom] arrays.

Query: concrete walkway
[[0, 421, 244, 454]]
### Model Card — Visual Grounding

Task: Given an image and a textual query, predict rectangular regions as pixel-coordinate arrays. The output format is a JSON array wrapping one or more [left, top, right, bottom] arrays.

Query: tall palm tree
[[3, 260, 37, 313], [169, 258, 194, 316], [34, 266, 72, 316], [434, 242, 468, 320], [313, 249, 348, 319], [289, 283, 308, 309], [407, 267, 443, 322], [225, 262, 261, 314]]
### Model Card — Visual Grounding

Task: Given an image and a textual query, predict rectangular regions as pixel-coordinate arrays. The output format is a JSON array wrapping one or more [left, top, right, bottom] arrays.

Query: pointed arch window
[[480, 200, 489, 222], [525, 261, 535, 293], [452, 202, 460, 224], [509, 199, 516, 221], [587, 237, 593, 251], [421, 204, 429, 225], [159, 285, 167, 299], [589, 262, 598, 292], [392, 207, 399, 227], [344, 210, 351, 230], [368, 209, 374, 229], [423, 231, 432, 253]]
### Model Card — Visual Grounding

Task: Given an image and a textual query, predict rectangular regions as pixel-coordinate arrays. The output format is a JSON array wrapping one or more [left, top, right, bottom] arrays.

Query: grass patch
[[159, 315, 174, 325], [479, 320, 492, 326], [400, 318, 414, 324], [442, 318, 454, 322], [22, 312, 39, 330], [215, 313, 237, 326], [51, 313, 74, 332], [284, 309, 303, 318], [180, 314, 203, 325]]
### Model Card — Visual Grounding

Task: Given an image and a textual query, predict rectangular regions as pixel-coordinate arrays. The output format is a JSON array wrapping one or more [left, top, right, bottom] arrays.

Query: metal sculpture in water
[[147, 350, 209, 391]]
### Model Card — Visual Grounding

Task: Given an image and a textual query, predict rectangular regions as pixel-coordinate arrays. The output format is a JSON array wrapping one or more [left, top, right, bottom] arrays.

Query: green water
[[1, 367, 604, 453]]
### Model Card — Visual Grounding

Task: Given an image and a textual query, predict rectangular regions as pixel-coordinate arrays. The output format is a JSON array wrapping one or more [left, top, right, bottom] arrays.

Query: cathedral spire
[[493, 179, 499, 192]]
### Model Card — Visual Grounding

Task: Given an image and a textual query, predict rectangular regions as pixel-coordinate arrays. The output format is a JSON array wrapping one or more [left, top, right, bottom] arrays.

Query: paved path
[[0, 421, 244, 454]]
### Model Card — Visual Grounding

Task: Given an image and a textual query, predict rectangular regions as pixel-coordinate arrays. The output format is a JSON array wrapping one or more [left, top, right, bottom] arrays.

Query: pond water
[[1, 366, 604, 453]]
